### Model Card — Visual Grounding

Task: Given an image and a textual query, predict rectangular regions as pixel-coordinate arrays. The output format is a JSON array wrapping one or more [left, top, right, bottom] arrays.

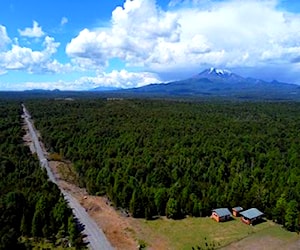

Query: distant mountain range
[[92, 86, 121, 91], [23, 68, 300, 100], [116, 68, 300, 100]]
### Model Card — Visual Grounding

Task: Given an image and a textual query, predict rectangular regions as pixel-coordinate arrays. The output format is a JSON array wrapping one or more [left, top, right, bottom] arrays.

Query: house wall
[[211, 212, 220, 222], [219, 216, 226, 222], [211, 212, 231, 222], [241, 217, 251, 225], [233, 211, 239, 217], [251, 216, 262, 225]]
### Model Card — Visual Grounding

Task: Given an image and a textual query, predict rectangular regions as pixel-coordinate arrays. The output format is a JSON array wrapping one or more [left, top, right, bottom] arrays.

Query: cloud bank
[[76, 70, 161, 89], [3, 69, 160, 91], [0, 36, 71, 74], [0, 21, 72, 75], [67, 0, 300, 73], [2, 0, 300, 90]]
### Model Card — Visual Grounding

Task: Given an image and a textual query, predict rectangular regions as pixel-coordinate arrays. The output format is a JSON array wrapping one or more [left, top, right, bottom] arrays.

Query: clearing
[[50, 160, 300, 250], [23, 113, 300, 249]]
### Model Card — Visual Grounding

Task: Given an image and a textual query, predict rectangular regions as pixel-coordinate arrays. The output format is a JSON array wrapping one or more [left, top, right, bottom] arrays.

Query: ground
[[51, 160, 300, 250], [222, 224, 300, 250], [50, 161, 139, 250], [23, 121, 300, 250]]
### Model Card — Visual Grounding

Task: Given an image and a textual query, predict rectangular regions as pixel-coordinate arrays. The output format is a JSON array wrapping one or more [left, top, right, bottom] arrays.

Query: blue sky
[[0, 0, 300, 90]]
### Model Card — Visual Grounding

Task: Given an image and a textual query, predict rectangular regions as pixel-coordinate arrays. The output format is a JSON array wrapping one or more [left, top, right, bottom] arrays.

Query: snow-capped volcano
[[195, 67, 245, 83], [198, 67, 233, 77], [118, 67, 300, 100]]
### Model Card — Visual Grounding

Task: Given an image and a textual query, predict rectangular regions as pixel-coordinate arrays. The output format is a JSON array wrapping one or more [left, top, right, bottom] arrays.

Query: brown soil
[[23, 120, 299, 250], [222, 235, 300, 250], [22, 124, 35, 153], [49, 161, 138, 250], [52, 158, 300, 250], [22, 112, 168, 249], [127, 217, 170, 250], [49, 161, 170, 250]]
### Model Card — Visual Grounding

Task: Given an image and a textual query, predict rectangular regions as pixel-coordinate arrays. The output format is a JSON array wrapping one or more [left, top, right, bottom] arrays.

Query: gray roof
[[240, 208, 263, 220], [232, 206, 243, 212], [212, 208, 232, 217]]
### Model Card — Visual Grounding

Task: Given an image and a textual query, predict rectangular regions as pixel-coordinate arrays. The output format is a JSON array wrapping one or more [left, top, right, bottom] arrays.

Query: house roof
[[212, 208, 232, 217], [240, 208, 263, 220], [232, 206, 243, 212]]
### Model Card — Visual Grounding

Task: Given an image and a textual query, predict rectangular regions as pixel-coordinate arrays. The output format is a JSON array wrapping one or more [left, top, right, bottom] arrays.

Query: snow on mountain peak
[[209, 67, 232, 75]]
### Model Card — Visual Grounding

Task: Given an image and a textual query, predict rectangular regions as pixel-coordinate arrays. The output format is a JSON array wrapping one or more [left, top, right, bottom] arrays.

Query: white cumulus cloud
[[0, 35, 72, 74], [4, 70, 160, 91], [18, 21, 45, 38], [66, 0, 300, 73], [0, 25, 11, 50], [66, 0, 180, 69], [76, 70, 161, 89]]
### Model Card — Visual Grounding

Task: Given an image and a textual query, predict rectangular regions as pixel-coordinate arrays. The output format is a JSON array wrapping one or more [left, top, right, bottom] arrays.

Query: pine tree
[[285, 200, 299, 231]]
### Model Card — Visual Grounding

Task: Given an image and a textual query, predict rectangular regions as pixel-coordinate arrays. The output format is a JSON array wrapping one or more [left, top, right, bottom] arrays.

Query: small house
[[232, 206, 243, 217], [211, 208, 232, 222], [240, 208, 264, 225]]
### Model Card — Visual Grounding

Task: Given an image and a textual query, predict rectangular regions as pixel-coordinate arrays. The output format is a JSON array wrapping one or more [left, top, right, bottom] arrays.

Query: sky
[[0, 0, 300, 90]]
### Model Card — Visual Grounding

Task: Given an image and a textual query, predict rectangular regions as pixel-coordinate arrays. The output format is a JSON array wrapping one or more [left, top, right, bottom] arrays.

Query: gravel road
[[22, 104, 114, 250]]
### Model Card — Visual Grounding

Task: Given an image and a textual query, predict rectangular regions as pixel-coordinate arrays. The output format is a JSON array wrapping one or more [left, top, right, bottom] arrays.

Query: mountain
[[91, 86, 121, 92], [122, 68, 300, 100], [24, 89, 61, 92], [193, 67, 244, 82]]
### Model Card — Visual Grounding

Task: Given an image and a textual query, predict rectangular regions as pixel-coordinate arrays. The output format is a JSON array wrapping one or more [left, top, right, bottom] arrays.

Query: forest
[[0, 100, 83, 249], [26, 98, 300, 231]]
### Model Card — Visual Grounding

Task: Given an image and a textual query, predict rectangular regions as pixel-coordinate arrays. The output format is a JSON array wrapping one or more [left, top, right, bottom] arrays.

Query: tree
[[20, 214, 30, 236], [154, 188, 168, 216], [130, 190, 145, 218], [23, 98, 300, 225], [285, 200, 299, 232], [31, 196, 47, 237], [52, 197, 69, 231], [0, 228, 19, 250], [68, 216, 77, 246], [0, 101, 81, 247], [273, 194, 287, 224], [166, 198, 181, 219]]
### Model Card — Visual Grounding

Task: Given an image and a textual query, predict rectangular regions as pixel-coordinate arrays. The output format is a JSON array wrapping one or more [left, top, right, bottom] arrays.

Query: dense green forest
[[0, 100, 83, 249], [26, 98, 300, 231]]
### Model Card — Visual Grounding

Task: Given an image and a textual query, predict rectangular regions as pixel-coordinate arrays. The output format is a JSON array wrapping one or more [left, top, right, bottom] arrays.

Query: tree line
[[26, 98, 300, 231], [0, 100, 84, 249]]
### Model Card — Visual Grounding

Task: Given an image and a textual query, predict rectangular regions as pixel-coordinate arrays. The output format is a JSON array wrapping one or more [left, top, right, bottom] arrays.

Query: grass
[[48, 156, 80, 185], [250, 223, 298, 240], [57, 162, 79, 185], [20, 237, 78, 250], [133, 216, 298, 250]]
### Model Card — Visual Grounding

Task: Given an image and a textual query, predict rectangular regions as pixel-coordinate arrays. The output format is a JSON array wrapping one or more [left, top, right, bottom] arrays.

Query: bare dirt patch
[[22, 124, 35, 153], [22, 112, 159, 249], [222, 232, 300, 250], [23, 139, 299, 250], [222, 236, 284, 250], [49, 161, 138, 250], [48, 160, 170, 249], [127, 217, 171, 250]]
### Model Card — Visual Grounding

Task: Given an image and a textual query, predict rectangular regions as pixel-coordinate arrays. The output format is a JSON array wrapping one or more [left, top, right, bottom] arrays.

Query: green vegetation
[[0, 100, 84, 249], [26, 98, 300, 231], [137, 217, 298, 250]]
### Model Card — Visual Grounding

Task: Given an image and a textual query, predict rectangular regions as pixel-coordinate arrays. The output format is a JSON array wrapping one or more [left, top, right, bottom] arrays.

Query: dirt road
[[22, 104, 114, 250]]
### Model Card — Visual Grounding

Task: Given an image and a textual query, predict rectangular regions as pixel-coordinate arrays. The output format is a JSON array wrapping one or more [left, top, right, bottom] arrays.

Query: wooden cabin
[[240, 208, 264, 225], [232, 206, 243, 217], [211, 208, 232, 222]]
